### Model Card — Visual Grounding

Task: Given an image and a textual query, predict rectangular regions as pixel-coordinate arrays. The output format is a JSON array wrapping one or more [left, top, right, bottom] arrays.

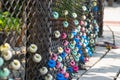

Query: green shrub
[[0, 11, 21, 33]]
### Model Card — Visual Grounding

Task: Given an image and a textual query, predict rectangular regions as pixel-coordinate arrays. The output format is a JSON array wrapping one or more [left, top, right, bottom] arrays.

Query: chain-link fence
[[27, 0, 100, 80], [0, 0, 101, 80], [0, 0, 26, 79]]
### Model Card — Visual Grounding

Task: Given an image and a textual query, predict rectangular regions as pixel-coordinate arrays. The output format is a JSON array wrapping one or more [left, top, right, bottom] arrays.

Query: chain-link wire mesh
[[0, 0, 101, 80], [0, 0, 26, 79], [26, 0, 100, 80], [26, 0, 51, 80]]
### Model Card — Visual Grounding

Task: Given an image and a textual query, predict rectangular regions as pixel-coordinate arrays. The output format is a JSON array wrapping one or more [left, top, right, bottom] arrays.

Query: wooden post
[[98, 0, 104, 37]]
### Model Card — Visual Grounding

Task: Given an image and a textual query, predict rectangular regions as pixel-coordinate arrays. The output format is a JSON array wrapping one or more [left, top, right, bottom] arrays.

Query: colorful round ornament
[[93, 6, 98, 12], [52, 11, 59, 19], [72, 50, 77, 56], [69, 43, 75, 50], [58, 47, 63, 54], [74, 56, 79, 62], [72, 13, 77, 18], [64, 47, 71, 54], [0, 57, 4, 67], [82, 15, 86, 20], [0, 68, 10, 79], [56, 73, 65, 80], [93, 1, 97, 6], [51, 54, 58, 61], [76, 25, 81, 32], [47, 59, 56, 68], [84, 57, 89, 62], [54, 30, 61, 38], [60, 52, 66, 59], [82, 6, 87, 11], [73, 65, 79, 72], [59, 68, 66, 74], [0, 43, 11, 52], [61, 33, 67, 39], [67, 67, 73, 73], [10, 59, 21, 70], [39, 67, 48, 75], [70, 40, 76, 45], [28, 44, 38, 53], [63, 10, 68, 15], [45, 74, 53, 80], [33, 53, 42, 63], [64, 72, 69, 78], [63, 21, 69, 28], [70, 60, 75, 67], [2, 50, 13, 61], [57, 56, 63, 62], [68, 33, 74, 39], [73, 19, 79, 26], [63, 40, 69, 46], [80, 20, 84, 26], [74, 47, 79, 52], [56, 61, 61, 69]]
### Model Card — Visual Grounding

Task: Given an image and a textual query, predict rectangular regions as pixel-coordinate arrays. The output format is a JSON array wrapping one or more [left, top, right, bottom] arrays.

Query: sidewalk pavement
[[117, 74, 120, 80], [103, 2, 120, 26], [103, 2, 120, 22]]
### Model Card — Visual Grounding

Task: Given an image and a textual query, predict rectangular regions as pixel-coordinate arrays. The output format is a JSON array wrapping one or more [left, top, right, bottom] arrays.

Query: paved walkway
[[103, 2, 120, 26]]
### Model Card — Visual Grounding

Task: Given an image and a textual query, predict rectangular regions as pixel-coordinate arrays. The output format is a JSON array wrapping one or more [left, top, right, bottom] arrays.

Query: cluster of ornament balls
[[27, 44, 53, 80], [44, 5, 98, 80], [27, 44, 76, 80], [0, 43, 26, 80], [26, 7, 92, 80]]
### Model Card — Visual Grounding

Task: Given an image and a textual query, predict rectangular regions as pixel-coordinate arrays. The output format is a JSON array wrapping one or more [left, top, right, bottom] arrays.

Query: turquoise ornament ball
[[52, 11, 59, 19], [76, 25, 81, 32], [69, 44, 75, 50], [73, 20, 79, 26], [0, 68, 10, 79], [74, 56, 79, 62], [63, 21, 69, 28], [57, 56, 63, 62], [8, 78, 14, 80], [0, 57, 4, 67], [72, 50, 77, 56]]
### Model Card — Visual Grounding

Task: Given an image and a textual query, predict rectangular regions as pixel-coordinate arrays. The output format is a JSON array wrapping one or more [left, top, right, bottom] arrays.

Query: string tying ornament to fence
[[96, 25, 120, 50]]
